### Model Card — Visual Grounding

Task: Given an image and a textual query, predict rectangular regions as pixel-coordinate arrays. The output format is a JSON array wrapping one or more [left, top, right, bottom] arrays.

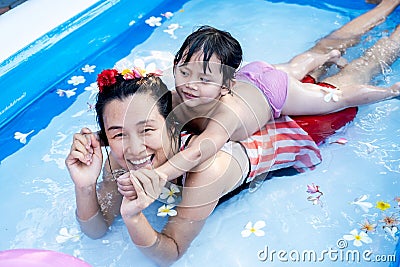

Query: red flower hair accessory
[[97, 69, 119, 93], [97, 59, 163, 93]]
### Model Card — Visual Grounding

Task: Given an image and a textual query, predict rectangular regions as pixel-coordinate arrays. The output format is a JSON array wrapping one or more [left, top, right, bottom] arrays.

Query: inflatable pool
[[0, 0, 399, 266], [0, 249, 91, 267]]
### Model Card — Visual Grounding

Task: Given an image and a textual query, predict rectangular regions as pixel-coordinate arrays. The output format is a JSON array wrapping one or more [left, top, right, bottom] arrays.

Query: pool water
[[0, 0, 399, 266]]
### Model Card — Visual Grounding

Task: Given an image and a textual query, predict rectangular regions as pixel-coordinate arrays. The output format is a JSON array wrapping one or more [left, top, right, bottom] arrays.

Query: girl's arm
[[121, 143, 243, 266], [155, 111, 238, 181]]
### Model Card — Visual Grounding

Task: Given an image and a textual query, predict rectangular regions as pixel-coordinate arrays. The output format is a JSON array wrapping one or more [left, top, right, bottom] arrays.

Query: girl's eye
[[179, 69, 188, 76], [200, 77, 210, 82]]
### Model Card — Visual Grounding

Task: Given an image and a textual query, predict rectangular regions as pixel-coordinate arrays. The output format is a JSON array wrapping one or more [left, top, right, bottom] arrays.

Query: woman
[[65, 68, 321, 266]]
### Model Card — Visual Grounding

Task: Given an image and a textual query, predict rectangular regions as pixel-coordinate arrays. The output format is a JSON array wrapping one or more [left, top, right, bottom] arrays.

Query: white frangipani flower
[[350, 194, 373, 213], [159, 183, 180, 204], [84, 82, 99, 99], [343, 229, 372, 247], [81, 64, 96, 73], [157, 204, 177, 217], [14, 130, 34, 144], [68, 75, 86, 86], [56, 227, 81, 243], [145, 16, 162, 27], [56, 88, 77, 98], [241, 220, 266, 237]]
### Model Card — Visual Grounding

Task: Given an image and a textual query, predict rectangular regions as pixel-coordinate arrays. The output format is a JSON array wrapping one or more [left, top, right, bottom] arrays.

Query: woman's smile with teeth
[[128, 155, 152, 165]]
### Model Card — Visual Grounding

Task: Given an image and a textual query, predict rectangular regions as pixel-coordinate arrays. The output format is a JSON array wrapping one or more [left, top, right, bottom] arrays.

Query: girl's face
[[103, 93, 173, 171], [174, 51, 230, 108]]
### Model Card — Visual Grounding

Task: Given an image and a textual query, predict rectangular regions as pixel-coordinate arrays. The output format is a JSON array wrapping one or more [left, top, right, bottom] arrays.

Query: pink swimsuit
[[235, 61, 288, 118]]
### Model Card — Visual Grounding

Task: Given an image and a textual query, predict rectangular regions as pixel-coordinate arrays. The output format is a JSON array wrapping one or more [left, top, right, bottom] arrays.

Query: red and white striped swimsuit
[[239, 115, 321, 183], [180, 115, 322, 184]]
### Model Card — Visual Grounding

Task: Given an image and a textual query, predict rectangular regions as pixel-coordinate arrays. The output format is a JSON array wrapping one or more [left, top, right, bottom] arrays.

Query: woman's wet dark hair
[[174, 25, 243, 87], [95, 74, 178, 150]]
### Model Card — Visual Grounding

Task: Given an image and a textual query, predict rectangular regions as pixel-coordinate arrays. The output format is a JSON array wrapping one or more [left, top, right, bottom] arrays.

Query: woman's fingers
[[117, 178, 135, 192], [69, 134, 93, 164], [116, 172, 137, 200]]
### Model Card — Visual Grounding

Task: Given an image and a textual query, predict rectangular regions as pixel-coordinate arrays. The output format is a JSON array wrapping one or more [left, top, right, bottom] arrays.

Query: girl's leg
[[274, 50, 346, 80]]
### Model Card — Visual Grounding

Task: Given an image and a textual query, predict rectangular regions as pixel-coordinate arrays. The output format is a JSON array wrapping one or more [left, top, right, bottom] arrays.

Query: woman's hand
[[65, 127, 103, 188], [120, 168, 167, 218], [117, 171, 137, 200]]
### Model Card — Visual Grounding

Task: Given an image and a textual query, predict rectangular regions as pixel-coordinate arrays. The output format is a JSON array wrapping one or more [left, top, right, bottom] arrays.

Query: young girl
[[150, 0, 400, 183]]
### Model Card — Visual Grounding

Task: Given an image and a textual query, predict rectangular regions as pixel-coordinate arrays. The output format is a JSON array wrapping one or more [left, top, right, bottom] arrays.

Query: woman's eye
[[112, 133, 124, 139], [143, 128, 154, 133]]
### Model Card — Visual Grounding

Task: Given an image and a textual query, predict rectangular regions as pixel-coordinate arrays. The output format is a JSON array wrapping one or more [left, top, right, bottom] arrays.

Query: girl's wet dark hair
[[174, 25, 243, 87], [95, 74, 178, 149]]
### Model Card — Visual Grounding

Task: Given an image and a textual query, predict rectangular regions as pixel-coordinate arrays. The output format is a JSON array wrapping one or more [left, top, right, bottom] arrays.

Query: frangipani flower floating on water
[[381, 214, 400, 228], [329, 138, 348, 145], [84, 82, 99, 100], [81, 64, 96, 73], [14, 130, 34, 144], [241, 220, 266, 237], [163, 23, 182, 39], [157, 204, 177, 217], [394, 196, 400, 207], [306, 183, 320, 194], [68, 75, 86, 86], [376, 201, 391, 211], [161, 11, 173, 19], [56, 88, 77, 98], [306, 183, 323, 206], [350, 195, 373, 213], [359, 218, 377, 233], [56, 227, 81, 243], [380, 213, 399, 240], [145, 16, 162, 27], [383, 226, 398, 240], [159, 183, 181, 204], [343, 229, 372, 247]]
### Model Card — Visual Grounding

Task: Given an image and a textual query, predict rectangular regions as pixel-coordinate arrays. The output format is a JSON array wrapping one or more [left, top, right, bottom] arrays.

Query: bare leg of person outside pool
[[275, 0, 400, 80], [295, 0, 400, 80], [281, 24, 400, 116]]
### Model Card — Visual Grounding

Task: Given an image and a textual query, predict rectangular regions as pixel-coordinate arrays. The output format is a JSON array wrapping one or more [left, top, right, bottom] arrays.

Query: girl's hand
[[120, 168, 167, 218], [65, 127, 103, 188]]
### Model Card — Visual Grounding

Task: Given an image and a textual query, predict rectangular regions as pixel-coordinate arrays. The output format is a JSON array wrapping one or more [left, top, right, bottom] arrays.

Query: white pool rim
[[0, 0, 99, 64]]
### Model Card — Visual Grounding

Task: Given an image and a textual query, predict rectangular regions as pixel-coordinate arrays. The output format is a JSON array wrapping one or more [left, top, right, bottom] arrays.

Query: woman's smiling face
[[103, 92, 172, 171]]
